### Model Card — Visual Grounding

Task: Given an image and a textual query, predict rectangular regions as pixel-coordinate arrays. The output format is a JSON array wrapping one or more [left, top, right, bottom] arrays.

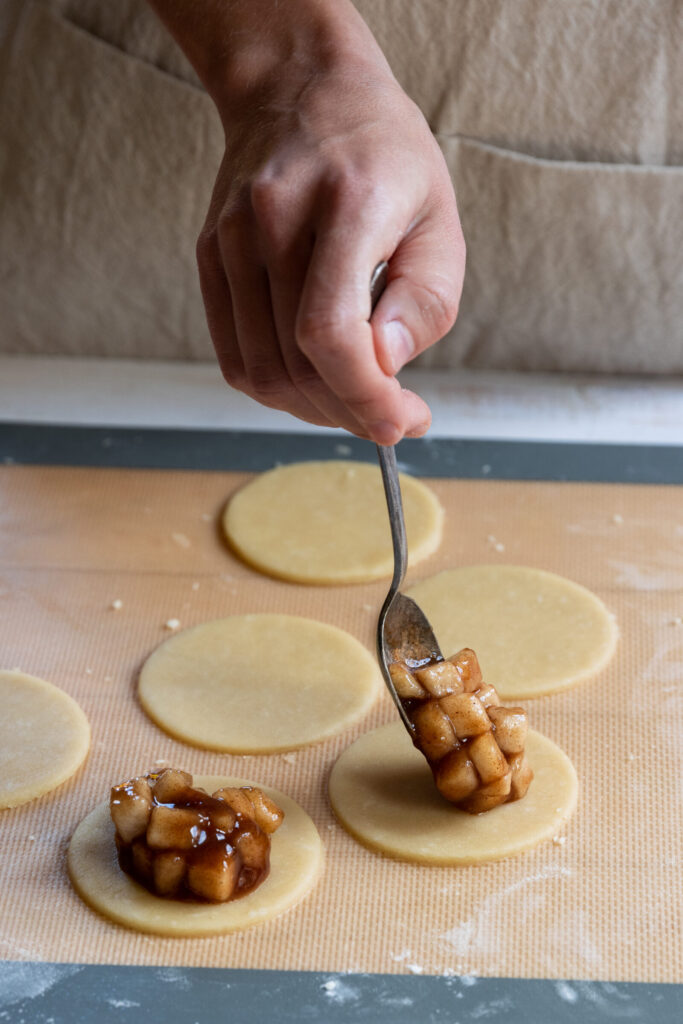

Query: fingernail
[[383, 321, 414, 374], [369, 420, 402, 446]]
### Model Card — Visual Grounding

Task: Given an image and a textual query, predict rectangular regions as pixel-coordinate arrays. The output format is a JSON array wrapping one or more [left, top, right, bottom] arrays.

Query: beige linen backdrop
[[1, 0, 682, 371]]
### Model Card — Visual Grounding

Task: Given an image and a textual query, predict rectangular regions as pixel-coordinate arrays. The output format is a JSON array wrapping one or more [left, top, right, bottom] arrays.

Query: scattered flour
[[171, 532, 191, 549], [321, 977, 360, 1005], [572, 981, 639, 1017], [486, 534, 505, 553], [439, 867, 572, 964], [473, 991, 516, 1015], [0, 964, 81, 1008], [608, 561, 683, 591], [470, 996, 514, 1018], [554, 980, 578, 1003], [389, 949, 411, 963], [107, 999, 140, 1009], [154, 967, 191, 990]]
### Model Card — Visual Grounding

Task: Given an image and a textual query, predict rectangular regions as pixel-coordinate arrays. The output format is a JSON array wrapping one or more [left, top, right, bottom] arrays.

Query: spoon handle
[[369, 260, 408, 598], [376, 442, 408, 598]]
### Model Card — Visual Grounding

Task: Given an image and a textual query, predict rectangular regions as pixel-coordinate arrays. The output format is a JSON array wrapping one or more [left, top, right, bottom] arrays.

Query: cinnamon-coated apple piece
[[395, 648, 533, 814]]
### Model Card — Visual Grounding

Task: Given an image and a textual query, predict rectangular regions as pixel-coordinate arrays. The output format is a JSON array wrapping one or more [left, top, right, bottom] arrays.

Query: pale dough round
[[138, 614, 381, 753], [329, 723, 578, 865], [407, 565, 618, 698], [223, 460, 444, 584], [0, 670, 90, 809], [68, 776, 323, 936]]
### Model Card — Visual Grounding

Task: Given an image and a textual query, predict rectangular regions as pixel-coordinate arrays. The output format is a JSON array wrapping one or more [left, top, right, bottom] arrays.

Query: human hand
[[151, 0, 465, 443]]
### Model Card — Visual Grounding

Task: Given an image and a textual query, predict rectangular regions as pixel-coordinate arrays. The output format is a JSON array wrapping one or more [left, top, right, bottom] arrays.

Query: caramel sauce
[[114, 777, 270, 903]]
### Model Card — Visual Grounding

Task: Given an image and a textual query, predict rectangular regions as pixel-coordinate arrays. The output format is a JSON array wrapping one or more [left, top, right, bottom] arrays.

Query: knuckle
[[249, 175, 296, 256], [296, 313, 350, 358], [195, 229, 217, 268], [216, 214, 244, 253], [345, 394, 384, 421], [421, 279, 461, 334], [287, 355, 321, 391], [328, 165, 380, 211], [249, 175, 283, 223], [219, 360, 248, 393], [247, 364, 292, 401]]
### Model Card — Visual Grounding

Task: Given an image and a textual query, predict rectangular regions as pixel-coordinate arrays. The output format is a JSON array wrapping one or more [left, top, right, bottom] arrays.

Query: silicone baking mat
[[0, 425, 681, 1023]]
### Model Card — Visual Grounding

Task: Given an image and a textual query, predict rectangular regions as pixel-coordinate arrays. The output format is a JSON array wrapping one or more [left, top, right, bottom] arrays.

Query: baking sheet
[[0, 425, 681, 1022]]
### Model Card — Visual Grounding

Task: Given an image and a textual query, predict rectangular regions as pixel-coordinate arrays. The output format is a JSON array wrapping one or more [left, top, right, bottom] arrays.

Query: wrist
[[147, 0, 391, 122], [209, 1, 390, 117]]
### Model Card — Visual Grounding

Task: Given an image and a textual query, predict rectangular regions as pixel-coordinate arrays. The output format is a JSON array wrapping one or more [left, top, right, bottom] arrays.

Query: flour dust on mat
[[407, 565, 618, 699], [68, 777, 323, 937], [328, 722, 578, 865], [138, 614, 382, 752], [222, 460, 444, 584], [0, 669, 90, 809]]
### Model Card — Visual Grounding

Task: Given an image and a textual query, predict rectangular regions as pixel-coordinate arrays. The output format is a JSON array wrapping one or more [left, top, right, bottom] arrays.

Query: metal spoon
[[369, 262, 444, 735]]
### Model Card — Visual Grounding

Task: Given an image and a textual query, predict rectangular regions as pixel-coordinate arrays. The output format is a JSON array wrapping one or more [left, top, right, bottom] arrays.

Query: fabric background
[[1, 0, 682, 370]]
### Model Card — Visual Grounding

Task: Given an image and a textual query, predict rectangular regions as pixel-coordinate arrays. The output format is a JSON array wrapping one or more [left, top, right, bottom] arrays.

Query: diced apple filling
[[110, 769, 284, 901], [391, 648, 533, 814]]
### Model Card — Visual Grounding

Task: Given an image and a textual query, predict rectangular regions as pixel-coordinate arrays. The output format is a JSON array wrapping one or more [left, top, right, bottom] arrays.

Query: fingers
[[199, 220, 334, 429], [296, 198, 432, 444], [251, 171, 376, 437], [266, 245, 373, 438], [199, 155, 462, 443], [371, 208, 466, 377], [196, 230, 242, 382]]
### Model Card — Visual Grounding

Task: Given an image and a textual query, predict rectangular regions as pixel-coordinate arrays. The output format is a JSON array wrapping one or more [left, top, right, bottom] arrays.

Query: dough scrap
[[0, 670, 90, 809], [223, 460, 443, 584], [139, 614, 381, 753], [328, 723, 578, 865], [68, 777, 323, 936], [407, 565, 617, 698]]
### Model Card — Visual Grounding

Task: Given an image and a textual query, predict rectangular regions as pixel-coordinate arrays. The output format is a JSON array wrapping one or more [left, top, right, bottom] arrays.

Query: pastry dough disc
[[329, 723, 578, 865], [223, 460, 443, 584], [139, 614, 381, 753], [407, 565, 617, 698], [0, 670, 90, 809], [68, 777, 323, 936]]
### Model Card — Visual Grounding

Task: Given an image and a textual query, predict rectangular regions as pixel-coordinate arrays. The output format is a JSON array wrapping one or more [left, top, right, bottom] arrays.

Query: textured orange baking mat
[[0, 462, 681, 981]]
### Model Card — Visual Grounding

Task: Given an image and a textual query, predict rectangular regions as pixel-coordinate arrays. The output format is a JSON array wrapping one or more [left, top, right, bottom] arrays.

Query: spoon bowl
[[376, 443, 444, 735]]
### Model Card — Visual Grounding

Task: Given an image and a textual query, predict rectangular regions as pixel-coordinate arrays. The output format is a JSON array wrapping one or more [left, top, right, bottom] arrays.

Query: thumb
[[372, 220, 465, 376]]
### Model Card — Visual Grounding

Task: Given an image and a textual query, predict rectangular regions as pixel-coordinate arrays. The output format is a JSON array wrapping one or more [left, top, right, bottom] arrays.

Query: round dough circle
[[0, 670, 90, 809], [223, 460, 444, 584], [68, 777, 323, 936], [139, 614, 381, 753], [407, 565, 618, 698], [329, 723, 578, 865]]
